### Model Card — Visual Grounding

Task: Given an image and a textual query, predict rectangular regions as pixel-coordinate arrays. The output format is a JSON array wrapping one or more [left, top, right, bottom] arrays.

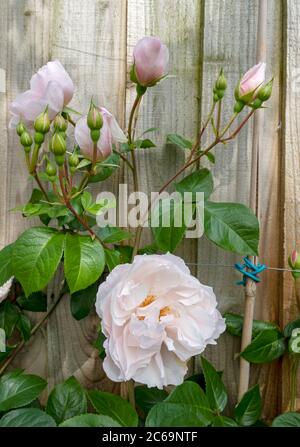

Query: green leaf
[[0, 371, 47, 412], [135, 386, 168, 416], [136, 138, 156, 149], [272, 412, 300, 427], [0, 301, 20, 338], [0, 408, 56, 427], [81, 191, 93, 210], [97, 226, 132, 243], [225, 313, 279, 338], [284, 318, 300, 338], [64, 233, 105, 293], [16, 314, 31, 341], [88, 390, 138, 427], [234, 384, 262, 426], [175, 169, 213, 200], [105, 249, 121, 272], [140, 127, 159, 137], [167, 133, 193, 149], [17, 292, 47, 312], [204, 201, 259, 256], [46, 377, 87, 424], [241, 329, 286, 363], [70, 282, 97, 320], [201, 357, 227, 412], [205, 152, 215, 164], [151, 199, 193, 252], [60, 414, 121, 427], [145, 382, 213, 427], [89, 153, 120, 183], [115, 245, 133, 263], [0, 346, 16, 362], [0, 244, 14, 287], [13, 227, 65, 296], [211, 416, 239, 427], [94, 328, 106, 359]]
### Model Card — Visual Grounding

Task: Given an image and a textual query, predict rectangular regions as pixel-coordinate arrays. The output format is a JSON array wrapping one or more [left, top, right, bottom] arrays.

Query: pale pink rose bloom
[[10, 60, 74, 127], [0, 278, 13, 304], [75, 107, 127, 162], [239, 62, 266, 97], [133, 37, 169, 87], [96, 253, 225, 389]]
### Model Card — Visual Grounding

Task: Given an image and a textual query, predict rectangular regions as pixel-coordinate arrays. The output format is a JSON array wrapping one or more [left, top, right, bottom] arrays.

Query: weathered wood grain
[[282, 0, 300, 412]]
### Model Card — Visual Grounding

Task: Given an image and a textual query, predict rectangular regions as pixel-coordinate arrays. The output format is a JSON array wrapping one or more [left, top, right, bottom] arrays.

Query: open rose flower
[[237, 62, 266, 102], [0, 278, 13, 304], [132, 37, 169, 87], [75, 107, 127, 162], [10, 60, 74, 127], [96, 253, 225, 389]]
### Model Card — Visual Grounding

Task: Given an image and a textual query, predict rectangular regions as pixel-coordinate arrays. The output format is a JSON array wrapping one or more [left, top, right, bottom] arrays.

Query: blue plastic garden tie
[[234, 257, 267, 286]]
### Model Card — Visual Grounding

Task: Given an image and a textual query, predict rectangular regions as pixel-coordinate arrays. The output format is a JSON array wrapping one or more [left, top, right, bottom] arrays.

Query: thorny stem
[[132, 109, 255, 257], [0, 290, 65, 376], [32, 172, 50, 201]]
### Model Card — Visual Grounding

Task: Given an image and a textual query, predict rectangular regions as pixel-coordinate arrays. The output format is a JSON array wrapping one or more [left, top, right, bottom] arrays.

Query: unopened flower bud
[[16, 122, 26, 137], [251, 98, 263, 109], [53, 114, 68, 132], [34, 108, 50, 134], [20, 131, 33, 148], [234, 101, 245, 113], [69, 153, 79, 168], [51, 132, 66, 155], [34, 132, 45, 145], [288, 249, 300, 280], [90, 129, 100, 143], [87, 103, 103, 130], [46, 161, 57, 177], [213, 93, 220, 103], [215, 69, 227, 91], [257, 78, 273, 102], [55, 154, 65, 166]]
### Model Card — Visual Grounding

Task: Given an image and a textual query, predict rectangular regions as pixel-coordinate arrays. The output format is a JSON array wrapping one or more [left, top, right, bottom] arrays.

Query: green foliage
[[167, 133, 193, 149], [225, 312, 279, 338], [211, 416, 238, 427], [12, 227, 65, 296], [0, 244, 14, 287], [241, 329, 286, 363], [88, 153, 120, 183], [88, 390, 138, 427], [135, 386, 168, 416], [201, 357, 227, 412], [17, 292, 47, 312], [60, 414, 121, 427], [105, 248, 121, 271], [46, 377, 87, 424], [146, 381, 213, 427], [0, 301, 20, 338], [0, 371, 47, 412], [175, 168, 214, 200], [64, 233, 105, 293], [272, 412, 300, 427], [204, 201, 259, 255], [234, 385, 262, 426], [284, 318, 300, 337], [0, 408, 56, 427], [70, 282, 98, 320], [97, 226, 132, 243]]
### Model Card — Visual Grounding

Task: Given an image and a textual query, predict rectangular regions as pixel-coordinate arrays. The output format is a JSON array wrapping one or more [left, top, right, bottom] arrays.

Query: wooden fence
[[0, 0, 299, 419]]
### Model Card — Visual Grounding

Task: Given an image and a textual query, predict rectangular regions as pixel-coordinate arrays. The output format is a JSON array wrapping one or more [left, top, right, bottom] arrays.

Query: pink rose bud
[[132, 37, 169, 87], [10, 60, 74, 128], [236, 62, 266, 103], [75, 107, 127, 162], [288, 249, 300, 280]]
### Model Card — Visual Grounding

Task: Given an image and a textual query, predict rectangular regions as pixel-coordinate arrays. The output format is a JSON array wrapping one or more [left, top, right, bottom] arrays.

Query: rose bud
[[20, 131, 33, 149], [288, 249, 300, 280], [55, 154, 65, 166], [51, 132, 67, 155], [53, 114, 68, 132], [9, 60, 74, 128], [87, 103, 103, 130], [257, 78, 274, 102], [235, 62, 266, 104], [75, 107, 127, 162], [46, 161, 57, 177], [131, 36, 169, 88], [16, 121, 26, 136]]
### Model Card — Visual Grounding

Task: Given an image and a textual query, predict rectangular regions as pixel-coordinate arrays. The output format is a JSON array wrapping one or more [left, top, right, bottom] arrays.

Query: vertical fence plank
[[125, 0, 204, 285], [197, 0, 283, 418], [45, 0, 127, 392], [282, 0, 300, 412]]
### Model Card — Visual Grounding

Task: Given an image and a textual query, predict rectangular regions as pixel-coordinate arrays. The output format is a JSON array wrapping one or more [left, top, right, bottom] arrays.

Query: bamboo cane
[[238, 0, 268, 401]]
